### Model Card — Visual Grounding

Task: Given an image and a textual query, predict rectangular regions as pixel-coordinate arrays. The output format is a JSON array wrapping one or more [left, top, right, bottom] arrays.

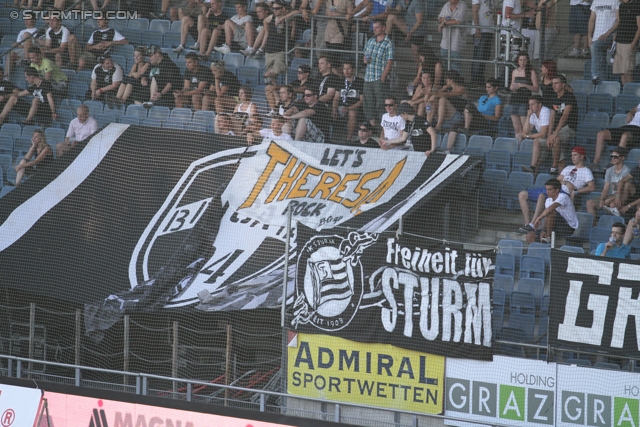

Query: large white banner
[[0, 384, 42, 427]]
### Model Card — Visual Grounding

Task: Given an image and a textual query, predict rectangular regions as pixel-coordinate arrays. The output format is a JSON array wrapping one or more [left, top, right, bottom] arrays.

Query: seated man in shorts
[[520, 95, 550, 174], [587, 146, 631, 221], [590, 103, 640, 172], [0, 67, 56, 127], [8, 16, 38, 78], [282, 87, 331, 143], [77, 16, 128, 72], [531, 178, 579, 243], [214, 0, 254, 54], [517, 146, 594, 235]]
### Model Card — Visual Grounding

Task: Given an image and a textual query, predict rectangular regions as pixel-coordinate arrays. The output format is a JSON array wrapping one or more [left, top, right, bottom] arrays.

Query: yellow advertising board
[[287, 332, 444, 413]]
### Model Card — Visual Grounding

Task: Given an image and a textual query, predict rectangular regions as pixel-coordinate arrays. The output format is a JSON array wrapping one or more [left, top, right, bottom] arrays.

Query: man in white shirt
[[438, 0, 468, 73], [379, 97, 406, 149], [532, 178, 579, 243], [9, 17, 38, 78], [56, 105, 98, 157], [214, 0, 254, 54], [519, 96, 549, 174], [588, 0, 619, 85], [517, 146, 595, 234], [248, 115, 293, 144]]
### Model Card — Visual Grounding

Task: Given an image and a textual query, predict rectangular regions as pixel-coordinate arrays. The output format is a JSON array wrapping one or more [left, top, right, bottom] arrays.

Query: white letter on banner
[[463, 282, 492, 346], [399, 271, 419, 337], [381, 268, 398, 332], [442, 279, 463, 342], [611, 264, 640, 349], [558, 258, 612, 345], [419, 277, 439, 340], [564, 396, 582, 421], [449, 383, 467, 409]]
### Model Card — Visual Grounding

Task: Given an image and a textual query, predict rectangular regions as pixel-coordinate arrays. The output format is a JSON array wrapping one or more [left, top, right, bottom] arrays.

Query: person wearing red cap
[[517, 146, 594, 235]]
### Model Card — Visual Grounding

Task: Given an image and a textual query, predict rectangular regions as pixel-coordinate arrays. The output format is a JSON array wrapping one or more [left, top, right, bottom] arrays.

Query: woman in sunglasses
[[445, 78, 502, 151]]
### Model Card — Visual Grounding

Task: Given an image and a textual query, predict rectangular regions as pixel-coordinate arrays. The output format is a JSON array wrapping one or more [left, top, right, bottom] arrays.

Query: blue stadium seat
[[508, 313, 536, 343], [574, 92, 587, 124], [595, 80, 620, 97], [584, 112, 610, 130], [571, 79, 595, 94], [493, 137, 518, 155], [244, 56, 265, 69], [467, 134, 493, 153], [499, 327, 527, 357], [0, 123, 20, 140], [441, 132, 467, 154], [119, 116, 140, 125], [13, 136, 31, 157], [502, 171, 534, 210], [192, 110, 216, 126], [21, 125, 38, 138], [0, 135, 11, 155], [516, 277, 545, 309], [127, 18, 150, 31], [559, 245, 584, 253], [540, 295, 550, 317], [118, 30, 141, 48], [96, 114, 116, 128], [44, 128, 65, 143], [598, 214, 625, 229], [68, 81, 89, 100], [141, 118, 162, 128], [237, 66, 260, 88], [223, 52, 244, 69], [479, 169, 507, 209], [148, 106, 171, 122], [60, 99, 82, 113], [103, 103, 125, 119], [493, 288, 506, 312], [170, 107, 193, 122], [494, 274, 515, 296], [163, 32, 181, 49], [149, 19, 171, 34], [527, 242, 550, 269], [55, 109, 74, 127], [125, 104, 148, 120], [510, 291, 536, 316], [76, 70, 93, 86], [0, 154, 10, 180], [142, 30, 164, 47], [170, 20, 182, 33], [566, 212, 595, 246], [610, 113, 628, 128], [186, 122, 208, 132], [590, 226, 612, 251], [110, 55, 127, 70], [587, 93, 613, 116], [163, 118, 184, 129], [0, 185, 13, 198], [495, 253, 515, 277], [497, 116, 515, 137], [486, 149, 511, 173], [623, 82, 640, 97], [513, 151, 532, 172], [518, 138, 534, 152], [615, 94, 639, 115], [224, 64, 237, 76], [519, 255, 545, 281], [83, 100, 104, 117]]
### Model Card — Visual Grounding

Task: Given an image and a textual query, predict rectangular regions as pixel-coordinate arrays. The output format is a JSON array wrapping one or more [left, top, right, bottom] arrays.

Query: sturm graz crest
[[292, 232, 377, 331]]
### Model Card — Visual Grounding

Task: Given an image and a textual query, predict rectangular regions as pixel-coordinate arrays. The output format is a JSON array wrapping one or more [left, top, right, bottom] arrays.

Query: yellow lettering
[[352, 158, 406, 211], [288, 165, 322, 199], [238, 142, 292, 209], [342, 169, 384, 208], [309, 172, 342, 199], [266, 159, 306, 203], [328, 173, 361, 204]]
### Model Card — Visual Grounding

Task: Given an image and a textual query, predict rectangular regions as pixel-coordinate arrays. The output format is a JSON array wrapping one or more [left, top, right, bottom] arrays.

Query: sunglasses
[[272, 6, 283, 10], [385, 103, 395, 107], [297, 70, 306, 73], [611, 155, 622, 159], [304, 93, 314, 97], [359, 128, 369, 131]]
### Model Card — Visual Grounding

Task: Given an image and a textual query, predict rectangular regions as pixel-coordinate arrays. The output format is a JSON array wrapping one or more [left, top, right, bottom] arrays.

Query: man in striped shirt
[[363, 19, 394, 127]]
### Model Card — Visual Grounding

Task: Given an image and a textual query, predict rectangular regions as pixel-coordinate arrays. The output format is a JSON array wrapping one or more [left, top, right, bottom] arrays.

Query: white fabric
[[87, 28, 126, 44], [66, 116, 98, 142], [439, 1, 469, 51], [16, 27, 37, 43], [90, 62, 124, 82], [260, 128, 293, 140], [605, 164, 631, 196], [381, 113, 406, 140], [571, 0, 591, 5], [559, 165, 594, 193], [530, 106, 550, 133], [472, 0, 495, 32], [590, 0, 619, 41], [45, 26, 70, 43], [501, 0, 522, 31], [545, 192, 579, 229], [232, 14, 253, 25], [629, 103, 640, 126]]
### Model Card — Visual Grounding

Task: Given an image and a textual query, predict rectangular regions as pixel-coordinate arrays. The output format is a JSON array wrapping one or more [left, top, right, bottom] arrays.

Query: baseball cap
[[572, 146, 586, 156], [397, 103, 415, 116]]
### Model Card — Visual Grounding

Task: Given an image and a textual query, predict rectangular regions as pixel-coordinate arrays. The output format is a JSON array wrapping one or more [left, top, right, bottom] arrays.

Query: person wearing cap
[[138, 46, 182, 108], [388, 103, 437, 154], [78, 16, 128, 72], [517, 146, 594, 235], [590, 103, 640, 173], [348, 122, 379, 148], [587, 146, 632, 222]]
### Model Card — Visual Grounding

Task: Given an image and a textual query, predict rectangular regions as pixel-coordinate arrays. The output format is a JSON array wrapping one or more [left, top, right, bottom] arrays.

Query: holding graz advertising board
[[287, 227, 495, 361], [550, 250, 640, 356]]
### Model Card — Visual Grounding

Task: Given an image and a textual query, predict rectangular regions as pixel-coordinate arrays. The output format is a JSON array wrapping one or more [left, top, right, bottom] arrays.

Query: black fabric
[[264, 13, 287, 53], [88, 28, 119, 57], [550, 250, 640, 356], [288, 227, 495, 360], [617, 0, 640, 44], [337, 76, 363, 107], [552, 90, 578, 130], [309, 73, 341, 99], [184, 64, 214, 88], [148, 55, 183, 92]]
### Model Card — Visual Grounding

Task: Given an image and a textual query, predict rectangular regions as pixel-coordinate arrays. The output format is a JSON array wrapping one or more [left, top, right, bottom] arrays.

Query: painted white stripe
[[0, 124, 128, 252]]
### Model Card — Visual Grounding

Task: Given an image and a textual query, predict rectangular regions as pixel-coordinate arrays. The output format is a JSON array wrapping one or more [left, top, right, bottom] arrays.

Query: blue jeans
[[471, 33, 494, 86], [591, 35, 613, 79], [441, 48, 461, 73]]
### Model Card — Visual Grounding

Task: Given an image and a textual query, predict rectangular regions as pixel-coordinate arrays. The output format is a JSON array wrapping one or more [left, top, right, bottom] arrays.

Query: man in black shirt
[[144, 45, 183, 108], [309, 55, 341, 104], [0, 67, 19, 112], [78, 17, 128, 72], [614, 0, 640, 86], [349, 122, 380, 148], [332, 60, 364, 142], [0, 67, 56, 127], [174, 52, 212, 110], [284, 87, 331, 143], [87, 55, 123, 104], [196, 0, 228, 57]]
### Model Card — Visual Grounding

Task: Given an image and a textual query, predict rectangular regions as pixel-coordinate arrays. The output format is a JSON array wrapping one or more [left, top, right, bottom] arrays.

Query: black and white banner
[[0, 124, 482, 333], [288, 228, 495, 360], [550, 250, 640, 356]]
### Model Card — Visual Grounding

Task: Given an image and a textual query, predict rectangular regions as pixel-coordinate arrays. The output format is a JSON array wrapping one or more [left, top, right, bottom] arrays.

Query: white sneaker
[[566, 48, 581, 58], [252, 49, 264, 59], [603, 206, 622, 216], [188, 42, 199, 50], [173, 44, 184, 53], [214, 44, 231, 55], [240, 47, 254, 56]]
